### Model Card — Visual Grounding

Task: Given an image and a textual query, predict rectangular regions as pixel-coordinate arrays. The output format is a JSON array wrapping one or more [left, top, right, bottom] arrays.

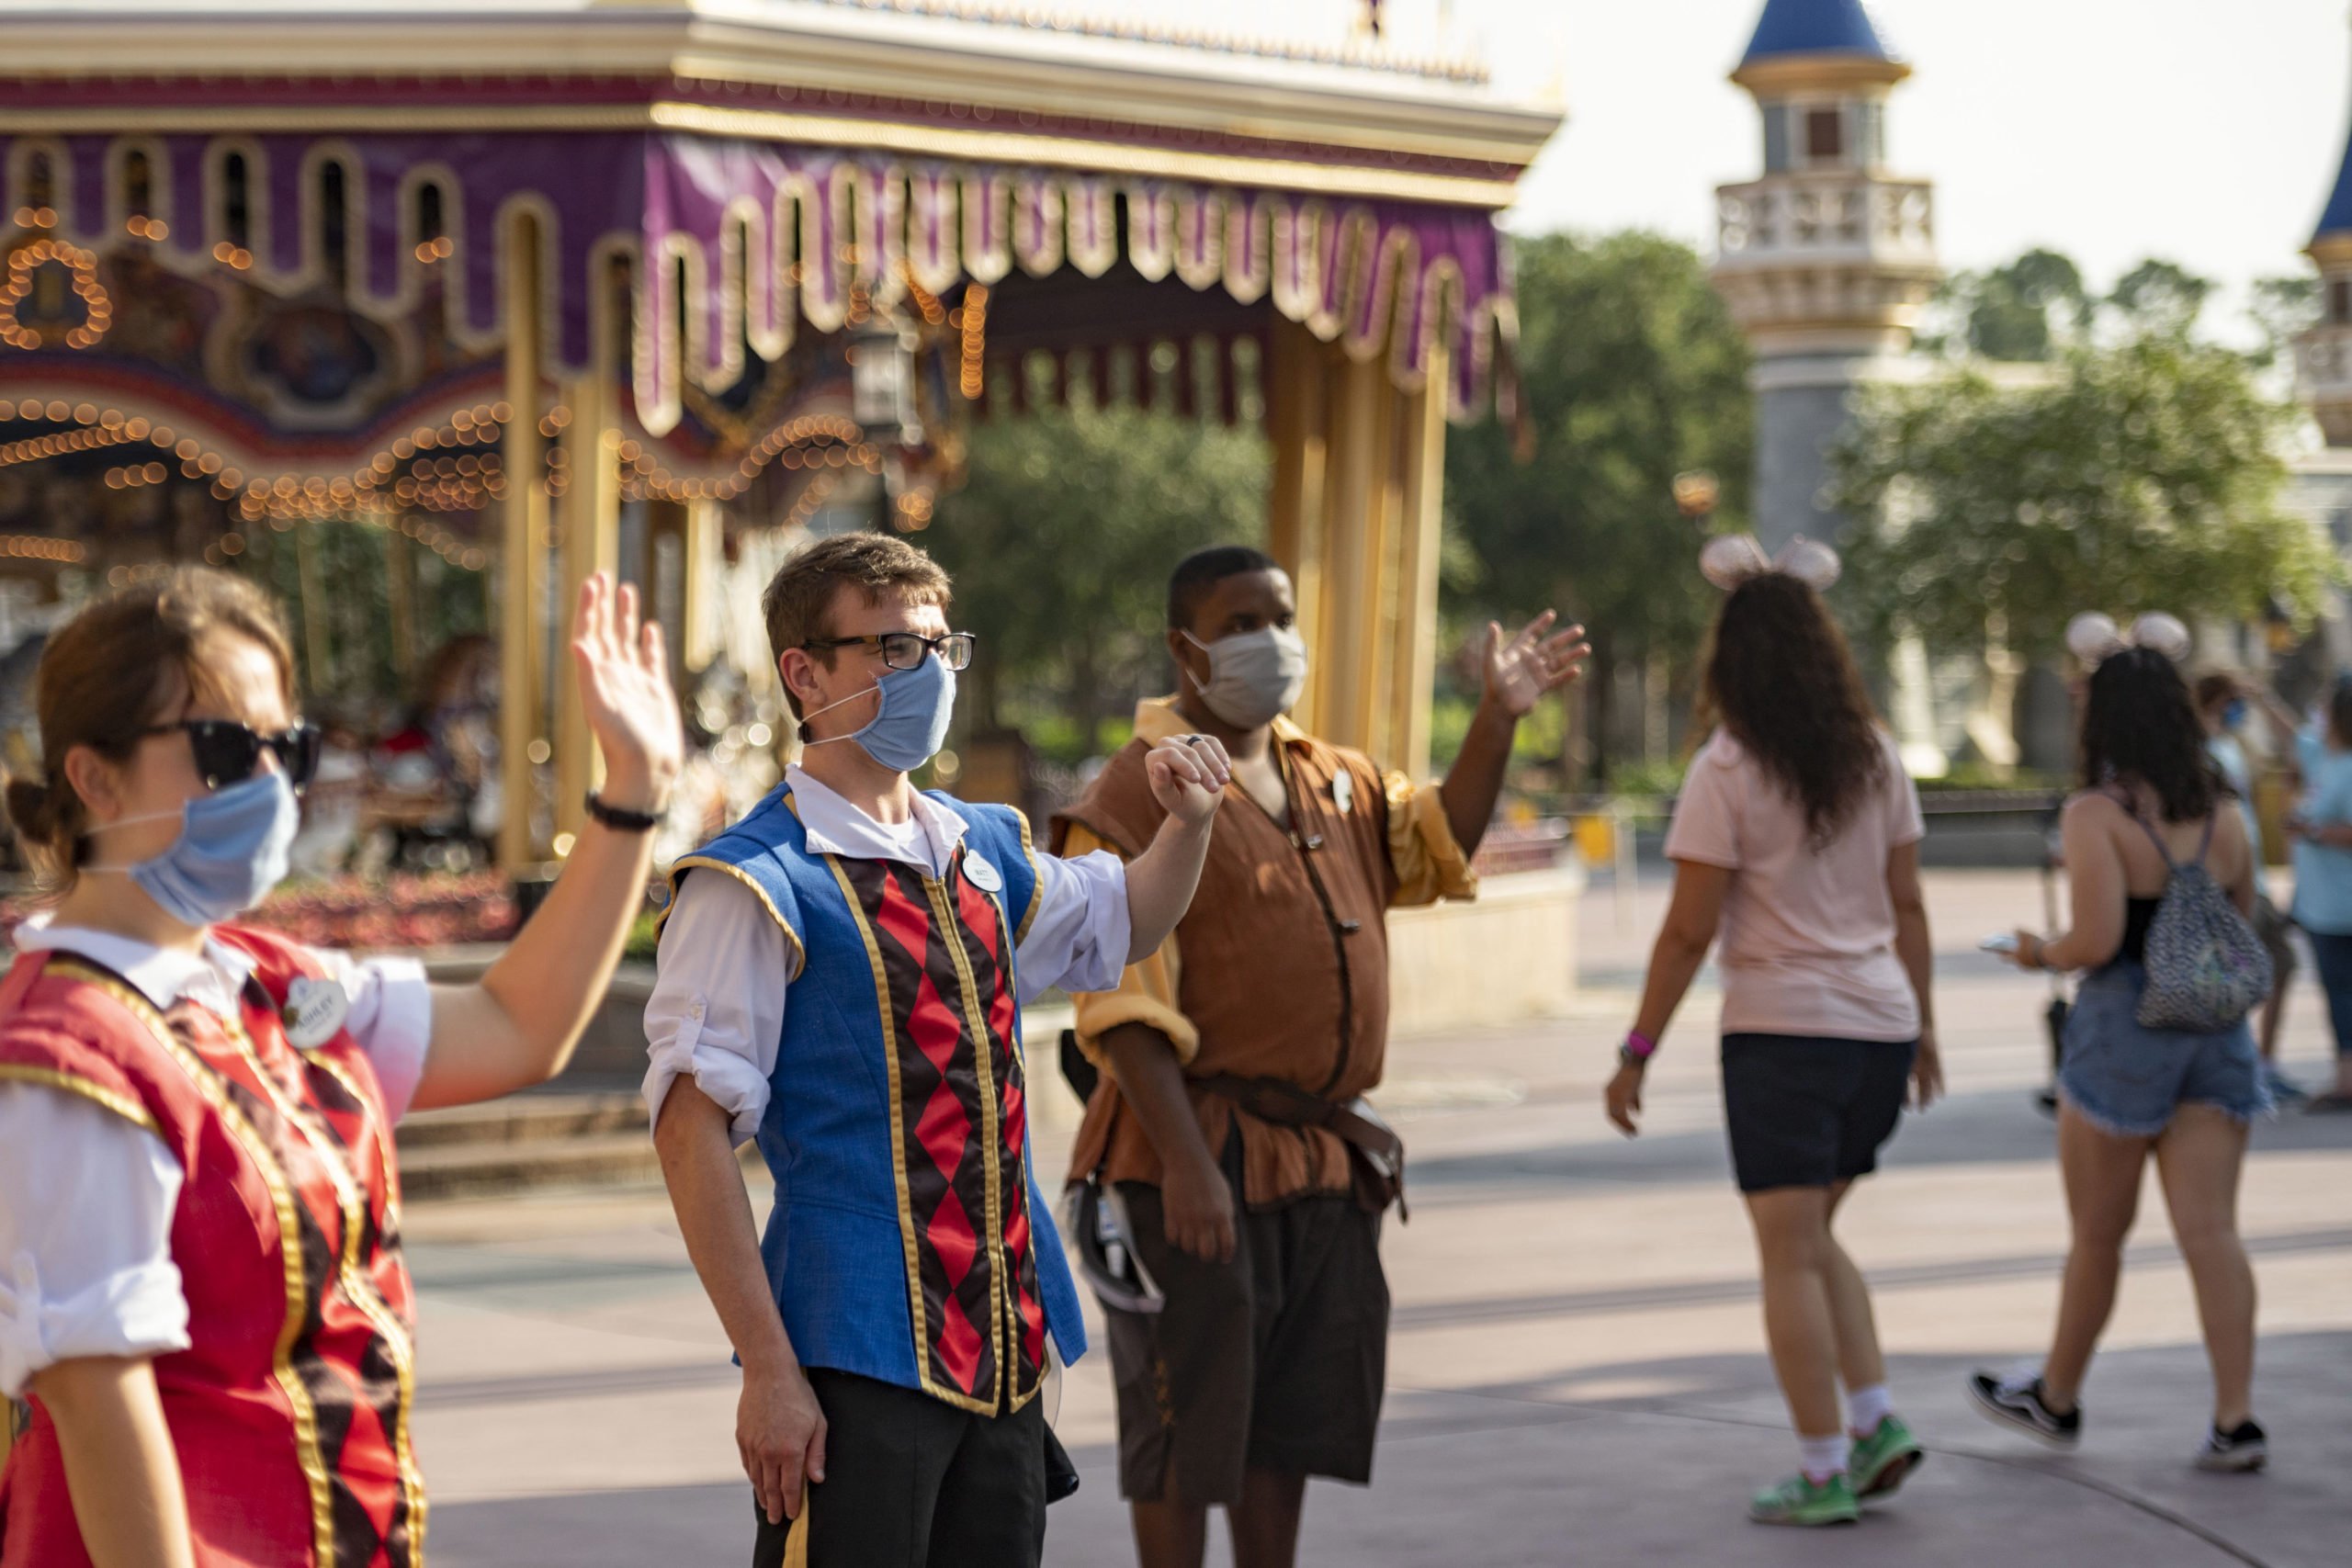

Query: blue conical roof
[[2320, 119, 2352, 241], [1740, 0, 1896, 65]]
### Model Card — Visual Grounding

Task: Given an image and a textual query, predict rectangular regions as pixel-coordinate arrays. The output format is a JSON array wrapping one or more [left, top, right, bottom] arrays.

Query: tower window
[[1763, 103, 1792, 172], [2335, 278, 2352, 325], [1856, 100, 1886, 167], [1806, 108, 1845, 162]]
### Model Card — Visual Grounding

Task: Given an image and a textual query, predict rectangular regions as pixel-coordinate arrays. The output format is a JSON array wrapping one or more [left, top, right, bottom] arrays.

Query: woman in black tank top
[[1973, 631, 2269, 1472]]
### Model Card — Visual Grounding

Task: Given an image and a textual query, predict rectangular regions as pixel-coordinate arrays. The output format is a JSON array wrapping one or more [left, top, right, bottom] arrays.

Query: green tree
[[927, 403, 1268, 756], [1830, 330, 2335, 661], [1442, 230, 1753, 784], [2249, 275, 2321, 370], [1920, 248, 2092, 362], [2109, 258, 2213, 339]]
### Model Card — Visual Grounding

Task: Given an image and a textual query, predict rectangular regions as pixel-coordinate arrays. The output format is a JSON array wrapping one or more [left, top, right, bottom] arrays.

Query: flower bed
[[1, 871, 520, 953]]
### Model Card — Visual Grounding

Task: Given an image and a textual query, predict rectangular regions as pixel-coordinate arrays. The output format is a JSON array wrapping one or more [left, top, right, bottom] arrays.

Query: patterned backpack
[[2131, 811, 2273, 1033]]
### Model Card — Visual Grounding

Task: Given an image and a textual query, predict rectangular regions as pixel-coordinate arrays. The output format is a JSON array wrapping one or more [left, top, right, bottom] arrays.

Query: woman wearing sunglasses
[[0, 565, 680, 1568]]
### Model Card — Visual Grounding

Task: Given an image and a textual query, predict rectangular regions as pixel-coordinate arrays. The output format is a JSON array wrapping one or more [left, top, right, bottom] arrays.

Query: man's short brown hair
[[763, 532, 952, 717]]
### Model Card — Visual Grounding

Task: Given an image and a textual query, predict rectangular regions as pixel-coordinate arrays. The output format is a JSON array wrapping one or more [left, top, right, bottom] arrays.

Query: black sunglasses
[[141, 719, 322, 792]]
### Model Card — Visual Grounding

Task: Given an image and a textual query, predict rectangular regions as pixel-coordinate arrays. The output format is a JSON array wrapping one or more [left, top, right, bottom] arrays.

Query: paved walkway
[[409, 872, 2352, 1566]]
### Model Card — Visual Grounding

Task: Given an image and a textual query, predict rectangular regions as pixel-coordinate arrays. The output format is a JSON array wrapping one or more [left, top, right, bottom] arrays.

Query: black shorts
[[1104, 1139, 1389, 1506], [1721, 1033, 1917, 1193]]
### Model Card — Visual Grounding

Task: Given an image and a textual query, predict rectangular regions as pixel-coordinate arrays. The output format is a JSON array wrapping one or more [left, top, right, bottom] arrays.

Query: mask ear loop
[[796, 675, 885, 746], [78, 801, 197, 875]]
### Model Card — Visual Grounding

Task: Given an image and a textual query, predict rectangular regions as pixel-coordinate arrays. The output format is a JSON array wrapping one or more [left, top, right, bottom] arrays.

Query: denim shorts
[[2059, 964, 2271, 1136]]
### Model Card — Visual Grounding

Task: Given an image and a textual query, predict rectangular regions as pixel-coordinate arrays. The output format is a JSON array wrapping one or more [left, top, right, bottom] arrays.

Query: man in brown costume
[[1052, 545, 1588, 1568]]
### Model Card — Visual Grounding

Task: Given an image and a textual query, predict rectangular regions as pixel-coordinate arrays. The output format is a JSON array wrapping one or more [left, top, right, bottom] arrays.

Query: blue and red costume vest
[[0, 926, 423, 1568], [667, 784, 1086, 1416]]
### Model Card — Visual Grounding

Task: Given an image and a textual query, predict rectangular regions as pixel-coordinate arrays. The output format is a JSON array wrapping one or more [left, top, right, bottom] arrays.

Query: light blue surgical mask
[[801, 654, 956, 774], [84, 771, 300, 928]]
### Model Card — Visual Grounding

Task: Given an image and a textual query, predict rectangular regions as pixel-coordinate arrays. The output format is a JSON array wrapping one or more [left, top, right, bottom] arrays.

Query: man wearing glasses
[[1053, 545, 1589, 1568], [642, 533, 1233, 1568]]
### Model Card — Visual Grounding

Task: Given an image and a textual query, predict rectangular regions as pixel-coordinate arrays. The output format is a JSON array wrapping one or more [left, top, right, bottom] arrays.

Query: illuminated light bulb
[[73, 403, 96, 424]]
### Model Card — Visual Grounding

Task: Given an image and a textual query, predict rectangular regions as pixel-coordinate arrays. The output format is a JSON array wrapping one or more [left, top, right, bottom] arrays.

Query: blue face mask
[[802, 653, 956, 774], [85, 771, 300, 929]]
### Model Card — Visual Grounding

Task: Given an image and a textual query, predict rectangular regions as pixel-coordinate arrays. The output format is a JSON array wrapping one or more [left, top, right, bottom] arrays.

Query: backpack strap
[[2114, 790, 2218, 873]]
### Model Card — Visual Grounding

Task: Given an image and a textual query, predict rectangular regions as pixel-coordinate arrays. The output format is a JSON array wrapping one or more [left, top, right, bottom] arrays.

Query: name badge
[[283, 976, 351, 1051], [1331, 771, 1354, 815], [963, 851, 1003, 894]]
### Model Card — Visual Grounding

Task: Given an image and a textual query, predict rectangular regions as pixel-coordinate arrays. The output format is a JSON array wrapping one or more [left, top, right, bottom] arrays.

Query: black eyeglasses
[[141, 719, 322, 792], [800, 631, 977, 672]]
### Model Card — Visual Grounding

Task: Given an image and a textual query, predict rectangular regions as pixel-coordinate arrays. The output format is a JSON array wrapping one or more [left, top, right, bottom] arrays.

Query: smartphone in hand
[[1980, 933, 2022, 956]]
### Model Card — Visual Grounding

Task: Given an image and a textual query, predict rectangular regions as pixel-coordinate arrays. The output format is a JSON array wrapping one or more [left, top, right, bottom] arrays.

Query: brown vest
[[1053, 728, 1396, 1205]]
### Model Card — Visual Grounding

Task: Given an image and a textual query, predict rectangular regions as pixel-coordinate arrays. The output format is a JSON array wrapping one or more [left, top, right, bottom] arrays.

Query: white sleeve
[[643, 871, 788, 1147], [310, 947, 434, 1123], [0, 1084, 192, 1399], [1012, 848, 1132, 1004]]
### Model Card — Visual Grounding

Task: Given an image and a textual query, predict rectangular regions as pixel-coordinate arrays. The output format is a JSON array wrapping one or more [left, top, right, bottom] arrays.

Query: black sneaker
[[1967, 1372, 2081, 1449], [2194, 1419, 2267, 1472]]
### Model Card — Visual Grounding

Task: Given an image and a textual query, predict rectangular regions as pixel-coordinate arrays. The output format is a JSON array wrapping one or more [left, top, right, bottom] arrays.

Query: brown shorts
[[1105, 1141, 1389, 1506]]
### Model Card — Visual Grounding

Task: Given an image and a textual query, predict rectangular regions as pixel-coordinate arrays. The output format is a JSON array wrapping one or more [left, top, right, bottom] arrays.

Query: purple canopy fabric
[[1, 130, 1513, 433]]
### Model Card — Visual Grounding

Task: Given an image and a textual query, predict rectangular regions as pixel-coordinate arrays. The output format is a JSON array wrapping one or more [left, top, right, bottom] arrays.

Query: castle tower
[[2301, 57, 2352, 446], [1711, 0, 1939, 550]]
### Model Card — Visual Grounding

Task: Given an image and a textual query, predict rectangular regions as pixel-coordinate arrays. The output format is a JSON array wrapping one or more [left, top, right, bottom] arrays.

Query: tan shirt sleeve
[[1060, 822, 1203, 1068], [1385, 773, 1479, 909]]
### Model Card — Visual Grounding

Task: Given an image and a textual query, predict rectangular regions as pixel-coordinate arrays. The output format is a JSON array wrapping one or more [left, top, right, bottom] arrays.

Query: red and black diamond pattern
[[177, 997, 420, 1568], [838, 851, 1044, 1411], [946, 867, 1047, 1396]]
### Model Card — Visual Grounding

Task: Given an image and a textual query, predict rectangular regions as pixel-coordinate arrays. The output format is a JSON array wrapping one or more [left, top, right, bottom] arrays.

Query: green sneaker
[[1849, 1414, 1927, 1500], [1748, 1472, 1860, 1527]]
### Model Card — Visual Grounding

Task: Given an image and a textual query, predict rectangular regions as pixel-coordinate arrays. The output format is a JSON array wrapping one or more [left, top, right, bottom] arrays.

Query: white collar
[[11, 912, 257, 1015], [785, 763, 968, 874]]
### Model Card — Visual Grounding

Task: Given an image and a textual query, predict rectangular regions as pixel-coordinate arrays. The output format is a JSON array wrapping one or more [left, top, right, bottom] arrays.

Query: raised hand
[[571, 572, 684, 812], [1145, 733, 1231, 827], [1483, 610, 1592, 717]]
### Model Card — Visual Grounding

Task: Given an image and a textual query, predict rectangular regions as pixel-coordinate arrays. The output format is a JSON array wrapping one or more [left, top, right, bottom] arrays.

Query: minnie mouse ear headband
[[2065, 611, 2192, 666], [1699, 533, 1842, 593]]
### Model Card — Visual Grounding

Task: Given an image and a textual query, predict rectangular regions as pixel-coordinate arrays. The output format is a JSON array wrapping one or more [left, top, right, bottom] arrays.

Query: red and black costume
[[0, 927, 424, 1568]]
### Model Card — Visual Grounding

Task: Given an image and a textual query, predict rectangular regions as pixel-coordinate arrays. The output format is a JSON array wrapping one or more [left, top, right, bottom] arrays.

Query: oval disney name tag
[[1331, 770, 1354, 815], [283, 976, 351, 1051], [962, 851, 1003, 894]]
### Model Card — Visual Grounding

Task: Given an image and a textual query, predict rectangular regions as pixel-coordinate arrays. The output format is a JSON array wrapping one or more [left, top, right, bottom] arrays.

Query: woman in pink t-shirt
[[1604, 539, 1942, 1528]]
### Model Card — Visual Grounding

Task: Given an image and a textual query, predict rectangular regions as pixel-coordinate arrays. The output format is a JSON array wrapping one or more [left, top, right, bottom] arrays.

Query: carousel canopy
[[0, 2, 1558, 432]]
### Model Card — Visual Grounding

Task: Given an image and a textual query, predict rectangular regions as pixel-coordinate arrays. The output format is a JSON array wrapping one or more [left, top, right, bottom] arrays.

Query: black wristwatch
[[585, 792, 663, 833]]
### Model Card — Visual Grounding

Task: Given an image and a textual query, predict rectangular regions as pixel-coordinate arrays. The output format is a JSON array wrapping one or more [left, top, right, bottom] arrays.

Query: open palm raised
[[570, 572, 685, 808], [1483, 610, 1592, 717]]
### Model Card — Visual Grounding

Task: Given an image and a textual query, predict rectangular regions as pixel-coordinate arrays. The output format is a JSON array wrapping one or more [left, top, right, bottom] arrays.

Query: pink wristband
[[1624, 1031, 1658, 1060]]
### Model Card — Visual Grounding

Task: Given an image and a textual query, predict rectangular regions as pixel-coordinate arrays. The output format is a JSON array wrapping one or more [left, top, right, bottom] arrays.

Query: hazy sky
[[1461, 0, 2352, 331]]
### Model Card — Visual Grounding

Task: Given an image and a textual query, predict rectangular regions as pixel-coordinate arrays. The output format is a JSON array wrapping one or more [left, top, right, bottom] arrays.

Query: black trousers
[[752, 1368, 1047, 1568]]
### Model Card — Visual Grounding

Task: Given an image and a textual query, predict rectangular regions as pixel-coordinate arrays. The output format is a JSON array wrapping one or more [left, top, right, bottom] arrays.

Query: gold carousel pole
[[1317, 348, 1395, 757], [1267, 319, 1331, 735], [498, 213, 546, 869], [1388, 342, 1450, 784], [552, 266, 622, 850]]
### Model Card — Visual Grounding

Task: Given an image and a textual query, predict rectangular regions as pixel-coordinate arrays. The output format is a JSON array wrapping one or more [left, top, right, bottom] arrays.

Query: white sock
[[1848, 1382, 1894, 1436], [1797, 1433, 1848, 1482]]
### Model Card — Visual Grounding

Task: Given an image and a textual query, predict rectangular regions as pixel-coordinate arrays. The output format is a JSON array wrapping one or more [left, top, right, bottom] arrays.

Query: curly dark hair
[[2078, 647, 2220, 822], [1702, 572, 1887, 846]]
